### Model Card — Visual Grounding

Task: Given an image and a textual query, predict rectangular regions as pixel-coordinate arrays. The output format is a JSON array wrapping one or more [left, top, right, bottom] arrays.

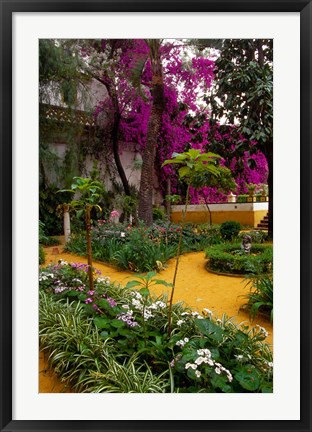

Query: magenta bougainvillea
[[92, 39, 268, 203]]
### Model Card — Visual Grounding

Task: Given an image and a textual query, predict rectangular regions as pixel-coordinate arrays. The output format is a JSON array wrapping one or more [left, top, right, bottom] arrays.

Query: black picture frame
[[1, 1, 311, 431]]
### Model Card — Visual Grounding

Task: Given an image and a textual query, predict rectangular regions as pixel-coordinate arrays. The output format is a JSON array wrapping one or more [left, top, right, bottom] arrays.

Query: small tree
[[162, 149, 223, 334], [58, 177, 103, 291]]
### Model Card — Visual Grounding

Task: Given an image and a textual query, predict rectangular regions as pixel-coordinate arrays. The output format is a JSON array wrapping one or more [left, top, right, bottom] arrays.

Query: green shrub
[[152, 207, 167, 221], [39, 244, 45, 265], [39, 184, 71, 235], [242, 275, 273, 322], [66, 221, 218, 273], [205, 243, 273, 275], [236, 194, 249, 203], [220, 221, 241, 241]]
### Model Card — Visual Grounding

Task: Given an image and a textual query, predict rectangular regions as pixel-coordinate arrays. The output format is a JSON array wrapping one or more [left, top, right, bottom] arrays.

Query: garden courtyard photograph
[[39, 38, 273, 393]]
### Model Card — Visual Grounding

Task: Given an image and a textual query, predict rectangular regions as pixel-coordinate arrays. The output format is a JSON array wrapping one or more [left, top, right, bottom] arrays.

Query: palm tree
[[138, 39, 165, 225]]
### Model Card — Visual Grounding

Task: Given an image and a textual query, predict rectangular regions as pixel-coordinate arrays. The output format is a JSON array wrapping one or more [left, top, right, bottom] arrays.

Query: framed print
[[1, 0, 311, 431]]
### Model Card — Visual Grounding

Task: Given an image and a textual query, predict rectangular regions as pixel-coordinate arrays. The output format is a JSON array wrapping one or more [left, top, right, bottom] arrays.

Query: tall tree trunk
[[85, 205, 94, 291], [96, 76, 131, 197], [138, 40, 164, 225], [265, 141, 273, 239]]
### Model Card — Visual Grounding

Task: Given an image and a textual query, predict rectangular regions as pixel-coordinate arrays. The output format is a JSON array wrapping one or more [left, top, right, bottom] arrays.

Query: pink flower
[[85, 298, 93, 304], [110, 210, 120, 218]]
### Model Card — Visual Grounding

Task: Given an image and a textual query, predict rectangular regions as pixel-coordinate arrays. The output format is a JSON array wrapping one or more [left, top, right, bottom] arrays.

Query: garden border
[[1, 1, 311, 432]]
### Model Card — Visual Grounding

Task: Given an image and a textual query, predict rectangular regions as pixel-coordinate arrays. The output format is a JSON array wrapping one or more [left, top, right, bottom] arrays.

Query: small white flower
[[215, 367, 221, 375], [184, 337, 189, 343], [155, 301, 166, 309], [176, 340, 185, 347], [227, 373, 233, 382], [202, 348, 211, 357], [195, 356, 205, 365], [203, 308, 213, 316], [177, 320, 184, 326], [185, 363, 197, 370], [181, 312, 190, 317], [195, 370, 201, 378], [235, 355, 244, 361], [267, 362, 273, 368]]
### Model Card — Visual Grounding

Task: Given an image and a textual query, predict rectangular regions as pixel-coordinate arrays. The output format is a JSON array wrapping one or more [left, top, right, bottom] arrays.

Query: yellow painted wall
[[171, 210, 267, 228]]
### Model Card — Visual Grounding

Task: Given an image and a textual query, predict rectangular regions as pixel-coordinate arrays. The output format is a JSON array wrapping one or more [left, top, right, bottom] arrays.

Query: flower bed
[[205, 243, 273, 275], [39, 260, 273, 393], [66, 221, 219, 273]]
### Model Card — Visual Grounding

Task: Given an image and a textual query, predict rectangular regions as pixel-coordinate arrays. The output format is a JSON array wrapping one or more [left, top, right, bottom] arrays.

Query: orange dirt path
[[40, 244, 273, 392]]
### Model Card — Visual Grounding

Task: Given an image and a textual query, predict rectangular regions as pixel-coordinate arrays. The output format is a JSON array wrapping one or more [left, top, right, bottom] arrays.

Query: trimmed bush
[[205, 243, 273, 275], [220, 221, 241, 241]]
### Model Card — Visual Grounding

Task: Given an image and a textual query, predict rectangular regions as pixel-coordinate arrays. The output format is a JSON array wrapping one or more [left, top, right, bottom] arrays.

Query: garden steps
[[256, 213, 269, 230]]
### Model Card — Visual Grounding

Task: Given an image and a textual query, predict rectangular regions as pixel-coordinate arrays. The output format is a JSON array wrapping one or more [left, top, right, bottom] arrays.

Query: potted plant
[[246, 184, 257, 202]]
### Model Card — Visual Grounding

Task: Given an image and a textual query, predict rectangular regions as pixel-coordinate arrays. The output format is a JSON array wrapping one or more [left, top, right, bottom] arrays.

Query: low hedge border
[[205, 243, 273, 275]]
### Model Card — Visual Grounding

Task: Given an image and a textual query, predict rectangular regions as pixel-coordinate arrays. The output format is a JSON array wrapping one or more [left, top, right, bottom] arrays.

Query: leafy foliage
[[205, 243, 273, 275], [242, 274, 273, 322], [39, 265, 273, 393], [39, 245, 45, 265], [220, 221, 241, 241], [65, 221, 216, 273]]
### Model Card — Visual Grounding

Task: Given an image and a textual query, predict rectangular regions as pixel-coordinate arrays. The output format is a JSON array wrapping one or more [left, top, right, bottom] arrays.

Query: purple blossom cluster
[[116, 310, 139, 327], [69, 262, 102, 275], [89, 39, 269, 203]]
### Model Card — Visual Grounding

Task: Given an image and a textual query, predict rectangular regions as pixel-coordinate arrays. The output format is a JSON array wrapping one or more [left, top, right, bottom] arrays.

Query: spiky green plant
[[243, 275, 273, 322], [78, 354, 169, 393]]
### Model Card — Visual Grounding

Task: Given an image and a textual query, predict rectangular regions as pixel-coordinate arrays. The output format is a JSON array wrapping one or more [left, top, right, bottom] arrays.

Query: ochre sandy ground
[[40, 243, 273, 392]]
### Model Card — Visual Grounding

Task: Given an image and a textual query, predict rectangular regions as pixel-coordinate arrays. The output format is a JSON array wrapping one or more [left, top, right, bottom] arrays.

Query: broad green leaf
[[76, 209, 84, 219], [194, 318, 224, 342], [94, 317, 110, 329], [125, 280, 142, 289], [139, 287, 150, 298], [178, 166, 191, 178], [154, 279, 173, 287], [234, 365, 260, 391], [111, 319, 125, 328]]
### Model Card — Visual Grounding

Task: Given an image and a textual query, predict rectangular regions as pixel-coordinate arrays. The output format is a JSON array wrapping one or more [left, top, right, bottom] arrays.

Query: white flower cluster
[[176, 337, 189, 347], [130, 291, 166, 321], [39, 272, 55, 282], [96, 276, 110, 285], [59, 259, 68, 266], [177, 311, 204, 326], [202, 308, 213, 316], [185, 348, 233, 382], [255, 325, 269, 338]]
